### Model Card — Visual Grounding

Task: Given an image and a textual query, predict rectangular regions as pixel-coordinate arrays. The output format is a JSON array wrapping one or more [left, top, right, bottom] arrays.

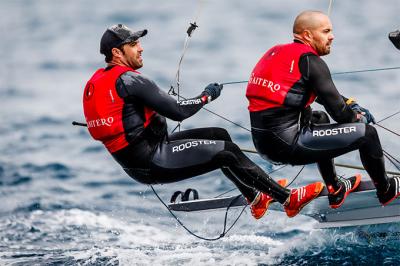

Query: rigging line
[[335, 162, 400, 176], [214, 187, 238, 198], [287, 165, 305, 187], [73, 108, 400, 135], [221, 66, 400, 86], [151, 185, 247, 241], [170, 0, 204, 132], [332, 66, 400, 75], [174, 0, 204, 100], [375, 123, 400, 138], [376, 110, 400, 123], [384, 150, 400, 165], [327, 0, 334, 17], [202, 106, 251, 132], [170, 123, 181, 135], [383, 150, 400, 171], [214, 164, 289, 198], [174, 92, 251, 132], [240, 148, 400, 175], [200, 100, 400, 137]]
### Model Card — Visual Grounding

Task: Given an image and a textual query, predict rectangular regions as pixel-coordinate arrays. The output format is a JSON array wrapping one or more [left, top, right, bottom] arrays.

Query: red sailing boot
[[328, 174, 362, 209], [284, 181, 324, 218], [249, 179, 288, 219]]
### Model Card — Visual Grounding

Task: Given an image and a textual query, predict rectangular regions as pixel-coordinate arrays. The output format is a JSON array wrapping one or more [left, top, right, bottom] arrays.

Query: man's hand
[[356, 113, 368, 124], [349, 103, 376, 124], [202, 83, 223, 103]]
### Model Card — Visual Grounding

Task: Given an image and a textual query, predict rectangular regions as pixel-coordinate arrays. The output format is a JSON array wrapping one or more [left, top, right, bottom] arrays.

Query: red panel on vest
[[82, 65, 153, 153], [246, 43, 318, 112]]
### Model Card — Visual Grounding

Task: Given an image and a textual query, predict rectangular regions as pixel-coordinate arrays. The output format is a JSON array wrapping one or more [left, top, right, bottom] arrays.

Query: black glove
[[202, 83, 223, 103], [349, 102, 376, 124]]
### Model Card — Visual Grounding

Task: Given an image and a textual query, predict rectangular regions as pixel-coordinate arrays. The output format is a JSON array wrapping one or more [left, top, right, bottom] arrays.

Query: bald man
[[246, 11, 400, 208]]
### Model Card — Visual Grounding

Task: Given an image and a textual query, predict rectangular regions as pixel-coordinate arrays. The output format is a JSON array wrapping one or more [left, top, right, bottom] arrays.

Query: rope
[[214, 164, 289, 198], [240, 148, 400, 176], [169, 0, 205, 132], [287, 165, 305, 187], [221, 66, 400, 86], [169, 93, 251, 132], [383, 150, 400, 172], [376, 123, 400, 138], [327, 0, 334, 17], [151, 185, 247, 241], [376, 110, 400, 123]]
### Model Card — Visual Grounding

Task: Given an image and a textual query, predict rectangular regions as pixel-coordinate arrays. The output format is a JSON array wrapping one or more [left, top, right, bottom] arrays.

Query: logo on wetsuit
[[172, 140, 217, 153], [179, 99, 202, 105], [312, 126, 356, 137]]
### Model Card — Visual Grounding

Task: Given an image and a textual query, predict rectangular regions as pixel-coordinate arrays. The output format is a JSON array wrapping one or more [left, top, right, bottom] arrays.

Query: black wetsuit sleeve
[[299, 54, 358, 123], [116, 71, 205, 121]]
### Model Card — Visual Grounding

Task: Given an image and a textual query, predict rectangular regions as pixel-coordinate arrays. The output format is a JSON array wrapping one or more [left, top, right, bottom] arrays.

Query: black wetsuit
[[250, 51, 390, 193], [110, 69, 290, 203]]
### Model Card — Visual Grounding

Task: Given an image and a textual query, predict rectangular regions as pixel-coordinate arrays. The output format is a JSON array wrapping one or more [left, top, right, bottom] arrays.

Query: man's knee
[[212, 127, 232, 141], [213, 141, 242, 165], [365, 124, 380, 142]]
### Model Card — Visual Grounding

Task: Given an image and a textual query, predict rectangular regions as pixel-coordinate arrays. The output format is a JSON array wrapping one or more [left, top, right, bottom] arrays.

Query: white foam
[[16, 208, 319, 265]]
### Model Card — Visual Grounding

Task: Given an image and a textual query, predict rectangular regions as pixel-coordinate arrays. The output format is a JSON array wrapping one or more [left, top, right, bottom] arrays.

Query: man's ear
[[111, 47, 123, 59], [303, 30, 313, 42]]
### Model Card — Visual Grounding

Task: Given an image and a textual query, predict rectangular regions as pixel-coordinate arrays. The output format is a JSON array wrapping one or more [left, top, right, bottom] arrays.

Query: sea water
[[1, 0, 400, 265]]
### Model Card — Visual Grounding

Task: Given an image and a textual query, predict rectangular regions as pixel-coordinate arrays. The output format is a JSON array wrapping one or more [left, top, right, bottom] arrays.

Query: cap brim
[[137, 29, 147, 38], [124, 29, 147, 43]]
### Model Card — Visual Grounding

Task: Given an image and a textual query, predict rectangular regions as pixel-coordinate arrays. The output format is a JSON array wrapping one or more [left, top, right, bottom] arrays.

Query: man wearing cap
[[246, 11, 400, 208], [82, 24, 325, 220]]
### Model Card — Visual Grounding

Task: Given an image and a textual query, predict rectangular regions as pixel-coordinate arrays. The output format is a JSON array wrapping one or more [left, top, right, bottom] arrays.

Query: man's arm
[[117, 71, 207, 121], [299, 54, 358, 123]]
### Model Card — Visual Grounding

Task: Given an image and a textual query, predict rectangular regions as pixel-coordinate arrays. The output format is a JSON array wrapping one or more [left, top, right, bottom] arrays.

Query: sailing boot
[[328, 174, 362, 209], [284, 182, 325, 218], [377, 176, 400, 206], [249, 179, 288, 219]]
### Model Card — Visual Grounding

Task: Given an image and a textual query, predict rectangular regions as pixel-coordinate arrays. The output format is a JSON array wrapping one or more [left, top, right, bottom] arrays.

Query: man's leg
[[356, 125, 400, 205], [151, 134, 289, 203], [293, 121, 396, 205], [167, 127, 258, 200], [151, 135, 323, 218], [358, 125, 389, 192], [311, 111, 342, 192]]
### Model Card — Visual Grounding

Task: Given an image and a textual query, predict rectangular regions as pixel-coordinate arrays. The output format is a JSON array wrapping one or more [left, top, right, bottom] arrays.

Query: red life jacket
[[82, 65, 155, 153], [246, 42, 319, 112]]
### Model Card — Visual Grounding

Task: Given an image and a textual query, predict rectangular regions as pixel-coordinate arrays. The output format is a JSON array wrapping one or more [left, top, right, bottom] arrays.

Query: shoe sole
[[381, 191, 400, 206], [329, 174, 362, 209], [286, 182, 324, 218], [252, 178, 288, 219], [380, 176, 400, 206]]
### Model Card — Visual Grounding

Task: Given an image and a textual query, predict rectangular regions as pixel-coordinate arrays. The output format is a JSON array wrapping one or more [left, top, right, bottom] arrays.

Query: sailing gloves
[[201, 83, 223, 103], [348, 101, 376, 124]]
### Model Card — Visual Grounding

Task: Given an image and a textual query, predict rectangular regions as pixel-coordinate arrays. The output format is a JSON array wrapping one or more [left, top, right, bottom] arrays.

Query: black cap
[[100, 24, 147, 55]]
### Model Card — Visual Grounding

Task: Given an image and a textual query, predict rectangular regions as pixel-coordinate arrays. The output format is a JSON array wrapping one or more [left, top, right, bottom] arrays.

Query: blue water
[[1, 0, 400, 264]]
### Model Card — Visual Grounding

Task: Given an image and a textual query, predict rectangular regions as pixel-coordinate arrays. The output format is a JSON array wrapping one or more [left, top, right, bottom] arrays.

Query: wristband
[[346, 97, 356, 105], [201, 95, 211, 104]]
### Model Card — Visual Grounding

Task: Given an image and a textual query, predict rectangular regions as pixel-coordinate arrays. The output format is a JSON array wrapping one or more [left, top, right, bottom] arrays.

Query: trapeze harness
[[82, 65, 290, 203], [246, 41, 390, 193]]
